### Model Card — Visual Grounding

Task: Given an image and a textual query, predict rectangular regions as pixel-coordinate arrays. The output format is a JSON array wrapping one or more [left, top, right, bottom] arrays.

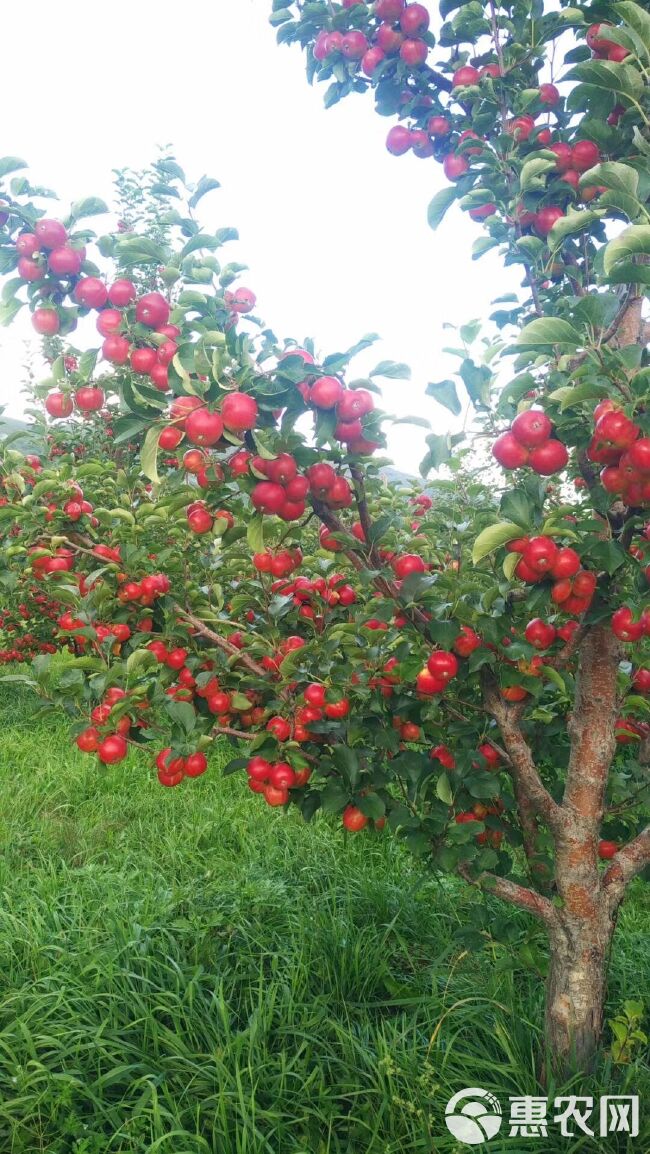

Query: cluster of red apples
[[507, 535, 597, 616], [314, 0, 431, 76], [588, 401, 650, 507], [492, 409, 569, 476], [308, 3, 623, 241]]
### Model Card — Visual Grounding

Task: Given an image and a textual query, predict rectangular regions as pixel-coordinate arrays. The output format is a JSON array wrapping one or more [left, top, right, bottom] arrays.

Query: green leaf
[[0, 156, 27, 178], [116, 236, 169, 265], [503, 552, 520, 581], [519, 156, 556, 190], [166, 700, 196, 734], [544, 666, 569, 694], [231, 692, 254, 710], [425, 379, 462, 416], [126, 649, 156, 676], [436, 773, 454, 805], [223, 757, 249, 776], [0, 298, 23, 326], [357, 793, 386, 820], [180, 233, 220, 259], [579, 161, 639, 197], [150, 183, 183, 201], [427, 186, 458, 231], [140, 426, 161, 485], [269, 6, 293, 23], [516, 318, 582, 349], [472, 236, 500, 260], [615, 1, 650, 53], [420, 433, 452, 475], [177, 290, 208, 308], [500, 488, 535, 528], [597, 190, 646, 223], [370, 360, 411, 380], [604, 224, 650, 275], [188, 176, 221, 210], [548, 208, 602, 249], [548, 381, 606, 411], [567, 59, 644, 100], [112, 416, 150, 444], [332, 745, 360, 787], [460, 359, 491, 407], [78, 348, 99, 379], [156, 159, 186, 182], [250, 430, 277, 460], [472, 521, 523, 564], [321, 780, 350, 814], [322, 334, 379, 373], [69, 196, 109, 221], [215, 227, 239, 245], [247, 514, 265, 553]]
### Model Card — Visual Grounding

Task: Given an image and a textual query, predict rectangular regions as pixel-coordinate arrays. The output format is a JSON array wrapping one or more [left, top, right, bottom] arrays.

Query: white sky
[[0, 0, 521, 474]]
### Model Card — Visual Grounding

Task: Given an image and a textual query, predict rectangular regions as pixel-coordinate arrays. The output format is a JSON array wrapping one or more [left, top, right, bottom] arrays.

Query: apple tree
[[269, 0, 650, 1070], [0, 0, 649, 1072]]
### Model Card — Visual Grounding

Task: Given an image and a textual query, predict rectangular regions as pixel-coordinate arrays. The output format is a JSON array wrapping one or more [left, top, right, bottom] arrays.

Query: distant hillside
[[0, 416, 43, 452]]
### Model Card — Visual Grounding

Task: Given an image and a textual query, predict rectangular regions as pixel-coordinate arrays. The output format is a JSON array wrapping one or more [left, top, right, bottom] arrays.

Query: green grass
[[0, 686, 648, 1154]]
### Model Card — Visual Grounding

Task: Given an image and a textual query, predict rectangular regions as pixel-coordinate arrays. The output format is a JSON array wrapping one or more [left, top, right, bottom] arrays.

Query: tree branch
[[311, 498, 433, 637], [174, 606, 270, 681], [213, 724, 255, 741], [512, 775, 551, 889], [350, 464, 378, 564], [480, 669, 563, 831], [547, 622, 586, 669], [602, 824, 650, 913], [458, 863, 557, 925]]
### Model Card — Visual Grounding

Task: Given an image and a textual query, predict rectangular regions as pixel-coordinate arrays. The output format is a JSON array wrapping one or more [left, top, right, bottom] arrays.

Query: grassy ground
[[0, 686, 647, 1154]]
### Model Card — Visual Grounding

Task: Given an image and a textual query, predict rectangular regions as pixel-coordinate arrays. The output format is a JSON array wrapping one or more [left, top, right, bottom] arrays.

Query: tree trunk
[[544, 910, 614, 1077]]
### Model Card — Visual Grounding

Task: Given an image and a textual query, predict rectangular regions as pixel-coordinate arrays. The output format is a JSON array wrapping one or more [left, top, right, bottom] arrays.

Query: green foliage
[[0, 693, 647, 1152], [0, 0, 650, 1075]]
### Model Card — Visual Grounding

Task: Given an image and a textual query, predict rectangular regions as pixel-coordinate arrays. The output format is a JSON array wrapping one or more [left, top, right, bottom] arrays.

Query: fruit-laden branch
[[602, 824, 650, 914], [547, 622, 586, 668], [564, 623, 621, 823], [441, 695, 548, 872], [311, 499, 434, 635], [458, 863, 557, 925], [310, 498, 366, 573], [174, 606, 271, 681], [512, 775, 550, 888], [212, 724, 256, 741], [350, 464, 378, 565], [480, 669, 564, 832]]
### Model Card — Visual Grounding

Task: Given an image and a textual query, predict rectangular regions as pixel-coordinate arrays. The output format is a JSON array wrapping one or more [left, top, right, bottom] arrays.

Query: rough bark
[[478, 624, 636, 1074], [544, 910, 614, 1076], [544, 624, 622, 1072]]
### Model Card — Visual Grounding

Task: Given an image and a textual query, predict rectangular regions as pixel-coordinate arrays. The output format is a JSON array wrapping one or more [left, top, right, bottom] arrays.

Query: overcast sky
[[0, 0, 521, 473]]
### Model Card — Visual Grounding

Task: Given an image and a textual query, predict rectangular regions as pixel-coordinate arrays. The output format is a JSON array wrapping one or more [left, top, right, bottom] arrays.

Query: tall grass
[[0, 686, 647, 1153]]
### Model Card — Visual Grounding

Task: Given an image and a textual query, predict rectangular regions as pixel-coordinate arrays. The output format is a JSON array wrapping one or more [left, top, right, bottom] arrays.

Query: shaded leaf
[[427, 186, 458, 230], [472, 521, 524, 564], [426, 379, 462, 415], [140, 426, 161, 485], [247, 514, 265, 553], [370, 360, 411, 380], [516, 318, 582, 348]]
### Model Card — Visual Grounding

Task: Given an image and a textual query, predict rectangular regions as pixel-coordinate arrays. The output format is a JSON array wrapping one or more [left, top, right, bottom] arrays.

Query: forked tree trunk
[[544, 910, 614, 1075]]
